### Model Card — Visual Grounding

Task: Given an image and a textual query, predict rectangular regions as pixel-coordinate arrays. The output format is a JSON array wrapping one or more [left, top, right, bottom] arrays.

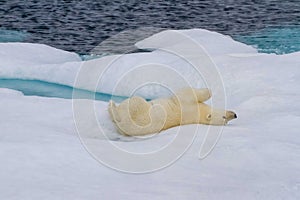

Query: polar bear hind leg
[[108, 100, 121, 122]]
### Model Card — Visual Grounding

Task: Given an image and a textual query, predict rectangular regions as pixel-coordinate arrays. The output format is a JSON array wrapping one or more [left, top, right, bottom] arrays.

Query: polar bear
[[108, 88, 237, 136]]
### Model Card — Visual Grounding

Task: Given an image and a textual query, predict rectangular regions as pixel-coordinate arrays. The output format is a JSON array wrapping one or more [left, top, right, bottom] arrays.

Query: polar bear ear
[[206, 114, 212, 121]]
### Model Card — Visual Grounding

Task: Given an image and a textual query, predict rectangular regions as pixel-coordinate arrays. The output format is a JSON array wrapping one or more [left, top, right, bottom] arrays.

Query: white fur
[[108, 88, 236, 136]]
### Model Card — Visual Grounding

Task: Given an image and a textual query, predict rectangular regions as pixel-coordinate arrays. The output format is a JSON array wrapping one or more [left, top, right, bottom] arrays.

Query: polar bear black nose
[[226, 111, 237, 121]]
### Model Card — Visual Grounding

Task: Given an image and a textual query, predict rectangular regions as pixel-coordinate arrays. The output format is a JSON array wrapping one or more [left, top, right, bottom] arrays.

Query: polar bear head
[[197, 103, 237, 126], [173, 88, 237, 126]]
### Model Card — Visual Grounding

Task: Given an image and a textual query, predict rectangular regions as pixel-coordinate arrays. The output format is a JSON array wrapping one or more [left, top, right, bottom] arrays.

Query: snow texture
[[0, 29, 299, 200]]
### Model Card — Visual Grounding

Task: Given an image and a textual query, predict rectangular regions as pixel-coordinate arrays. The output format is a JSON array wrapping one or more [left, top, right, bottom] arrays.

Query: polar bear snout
[[225, 111, 237, 121]]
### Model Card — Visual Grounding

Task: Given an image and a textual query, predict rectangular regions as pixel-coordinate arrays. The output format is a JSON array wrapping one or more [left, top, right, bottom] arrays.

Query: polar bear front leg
[[194, 88, 211, 102], [173, 87, 211, 103]]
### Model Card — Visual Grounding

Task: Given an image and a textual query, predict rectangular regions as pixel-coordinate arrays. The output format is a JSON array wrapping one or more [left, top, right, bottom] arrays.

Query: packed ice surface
[[0, 29, 257, 98], [0, 29, 299, 199]]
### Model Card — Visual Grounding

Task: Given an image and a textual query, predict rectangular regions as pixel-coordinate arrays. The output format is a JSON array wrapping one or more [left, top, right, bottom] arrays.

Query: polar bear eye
[[206, 114, 212, 121]]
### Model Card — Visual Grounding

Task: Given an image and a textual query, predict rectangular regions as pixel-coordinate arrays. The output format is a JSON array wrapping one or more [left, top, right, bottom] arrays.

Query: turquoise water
[[234, 26, 300, 54], [0, 29, 29, 42], [0, 79, 125, 102], [0, 26, 299, 101]]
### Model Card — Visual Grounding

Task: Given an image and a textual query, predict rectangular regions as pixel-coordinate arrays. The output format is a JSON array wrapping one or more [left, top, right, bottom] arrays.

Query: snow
[[0, 29, 300, 199], [0, 42, 81, 65], [135, 29, 257, 56]]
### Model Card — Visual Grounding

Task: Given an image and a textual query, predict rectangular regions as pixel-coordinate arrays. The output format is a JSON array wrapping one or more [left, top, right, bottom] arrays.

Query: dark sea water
[[1, 0, 300, 54]]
